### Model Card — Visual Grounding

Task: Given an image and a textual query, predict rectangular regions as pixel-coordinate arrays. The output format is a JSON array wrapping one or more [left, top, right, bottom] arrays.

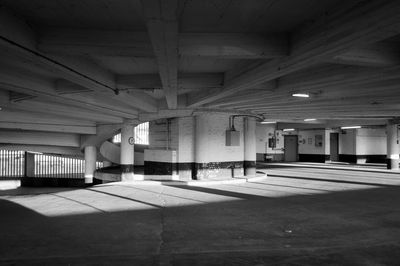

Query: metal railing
[[34, 154, 85, 178], [34, 154, 104, 178], [0, 150, 25, 178], [0, 150, 104, 179]]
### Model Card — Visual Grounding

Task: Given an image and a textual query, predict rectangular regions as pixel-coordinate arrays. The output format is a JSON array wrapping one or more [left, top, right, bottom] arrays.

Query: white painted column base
[[386, 122, 399, 170], [84, 146, 97, 184]]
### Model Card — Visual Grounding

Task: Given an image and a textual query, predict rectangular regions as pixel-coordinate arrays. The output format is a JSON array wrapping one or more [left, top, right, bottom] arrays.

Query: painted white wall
[[195, 113, 244, 163], [149, 120, 169, 149], [356, 128, 386, 155], [298, 129, 326, 155], [177, 116, 195, 163], [148, 117, 195, 163], [144, 149, 176, 163], [339, 129, 356, 154], [255, 124, 284, 154]]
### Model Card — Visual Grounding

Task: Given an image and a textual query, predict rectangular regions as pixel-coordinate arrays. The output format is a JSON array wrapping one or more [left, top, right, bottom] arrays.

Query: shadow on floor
[[1, 184, 400, 265]]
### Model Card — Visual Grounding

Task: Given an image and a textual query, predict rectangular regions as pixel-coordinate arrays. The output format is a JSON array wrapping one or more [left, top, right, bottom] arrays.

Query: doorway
[[284, 135, 298, 162], [330, 133, 339, 161]]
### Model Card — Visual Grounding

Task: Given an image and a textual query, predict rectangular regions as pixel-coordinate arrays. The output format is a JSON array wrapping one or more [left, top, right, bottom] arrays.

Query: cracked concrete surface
[[1, 164, 400, 265]]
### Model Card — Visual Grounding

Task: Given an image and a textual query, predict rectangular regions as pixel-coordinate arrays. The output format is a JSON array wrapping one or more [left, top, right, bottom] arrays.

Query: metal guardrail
[[0, 150, 103, 179], [0, 150, 25, 178]]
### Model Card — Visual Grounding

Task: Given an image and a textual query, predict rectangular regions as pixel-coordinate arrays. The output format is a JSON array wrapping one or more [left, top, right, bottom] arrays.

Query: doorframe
[[330, 132, 339, 161], [284, 135, 298, 162]]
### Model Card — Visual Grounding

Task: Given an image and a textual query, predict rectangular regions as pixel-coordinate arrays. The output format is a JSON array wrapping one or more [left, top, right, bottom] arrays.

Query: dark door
[[330, 133, 339, 161], [284, 135, 298, 162]]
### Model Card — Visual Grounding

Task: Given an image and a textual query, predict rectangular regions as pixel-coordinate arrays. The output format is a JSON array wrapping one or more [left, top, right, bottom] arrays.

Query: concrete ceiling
[[1, 0, 400, 134]]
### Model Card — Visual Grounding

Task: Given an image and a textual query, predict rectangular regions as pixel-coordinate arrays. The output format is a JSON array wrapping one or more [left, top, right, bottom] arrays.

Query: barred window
[[112, 122, 149, 145]]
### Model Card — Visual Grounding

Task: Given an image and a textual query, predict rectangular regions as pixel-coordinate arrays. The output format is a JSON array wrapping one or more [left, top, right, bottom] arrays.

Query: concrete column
[[244, 117, 256, 176], [24, 152, 35, 177], [120, 122, 135, 181], [84, 146, 97, 184], [386, 121, 399, 170]]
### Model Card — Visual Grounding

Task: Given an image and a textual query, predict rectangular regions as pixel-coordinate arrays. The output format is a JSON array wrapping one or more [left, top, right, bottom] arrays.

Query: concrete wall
[[195, 113, 245, 180], [146, 117, 194, 180], [255, 124, 284, 162], [298, 129, 329, 162], [356, 128, 386, 155], [339, 128, 386, 163], [195, 113, 244, 163], [339, 129, 356, 155], [177, 117, 195, 163]]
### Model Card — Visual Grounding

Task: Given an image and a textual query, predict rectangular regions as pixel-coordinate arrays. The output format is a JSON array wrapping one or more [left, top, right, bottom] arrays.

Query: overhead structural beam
[[4, 99, 123, 124], [0, 6, 157, 113], [188, 0, 400, 107], [0, 121, 96, 134], [38, 29, 154, 57], [180, 33, 287, 59], [116, 73, 223, 90], [324, 42, 400, 67], [114, 91, 158, 113], [38, 28, 288, 59], [0, 64, 139, 119], [141, 0, 179, 109], [55, 79, 157, 113]]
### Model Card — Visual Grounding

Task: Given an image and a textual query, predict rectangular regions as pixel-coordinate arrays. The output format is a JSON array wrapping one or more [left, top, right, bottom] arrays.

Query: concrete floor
[[1, 164, 400, 265]]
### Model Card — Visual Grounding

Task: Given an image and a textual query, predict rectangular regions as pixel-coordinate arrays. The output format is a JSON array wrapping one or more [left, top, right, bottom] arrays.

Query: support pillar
[[24, 152, 35, 177], [84, 146, 97, 184], [386, 121, 399, 170], [120, 121, 137, 181], [244, 117, 256, 176]]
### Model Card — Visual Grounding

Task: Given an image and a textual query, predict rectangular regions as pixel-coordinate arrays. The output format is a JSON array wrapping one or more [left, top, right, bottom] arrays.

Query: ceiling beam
[[0, 13, 114, 94], [54, 80, 156, 113], [324, 42, 400, 67], [141, 0, 178, 109], [0, 121, 96, 134], [114, 91, 158, 113], [38, 28, 154, 57], [116, 73, 223, 90], [0, 5, 157, 114], [188, 0, 400, 107], [0, 109, 95, 126], [0, 64, 139, 120], [179, 33, 287, 59], [3, 99, 123, 123], [38, 28, 288, 59], [0, 130, 80, 147]]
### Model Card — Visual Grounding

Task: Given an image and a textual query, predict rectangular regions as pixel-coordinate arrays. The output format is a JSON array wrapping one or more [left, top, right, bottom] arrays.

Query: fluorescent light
[[341, 126, 361, 129], [292, 93, 309, 98], [304, 118, 316, 122], [283, 128, 295, 132], [261, 121, 276, 124]]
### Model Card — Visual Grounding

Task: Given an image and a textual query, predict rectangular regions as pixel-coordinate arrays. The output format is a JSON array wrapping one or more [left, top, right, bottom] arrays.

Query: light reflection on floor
[[2, 164, 400, 217]]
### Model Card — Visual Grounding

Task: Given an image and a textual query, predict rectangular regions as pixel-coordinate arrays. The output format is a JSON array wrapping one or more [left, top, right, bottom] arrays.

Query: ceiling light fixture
[[341, 126, 361, 129], [283, 128, 295, 132], [261, 121, 276, 124], [304, 118, 316, 122], [292, 93, 309, 98]]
